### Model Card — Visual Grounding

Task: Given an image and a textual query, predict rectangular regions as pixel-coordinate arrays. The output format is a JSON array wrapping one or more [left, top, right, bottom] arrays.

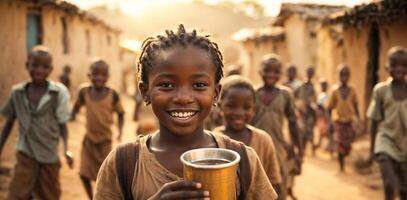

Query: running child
[[0, 45, 73, 200], [71, 59, 125, 199], [326, 64, 360, 172], [295, 66, 317, 155], [94, 24, 277, 200], [367, 47, 407, 200], [251, 54, 303, 200]]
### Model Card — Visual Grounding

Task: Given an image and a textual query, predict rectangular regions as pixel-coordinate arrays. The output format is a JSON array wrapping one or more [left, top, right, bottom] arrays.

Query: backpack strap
[[115, 139, 140, 200], [223, 136, 252, 200]]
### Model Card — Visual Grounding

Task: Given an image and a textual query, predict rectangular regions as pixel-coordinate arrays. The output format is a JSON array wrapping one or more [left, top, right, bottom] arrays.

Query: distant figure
[[59, 65, 72, 90], [136, 118, 158, 136], [284, 65, 302, 92], [71, 59, 125, 200], [213, 75, 283, 199], [133, 90, 143, 121], [251, 54, 303, 200], [226, 64, 241, 76], [0, 45, 73, 199], [327, 65, 360, 172], [367, 47, 407, 200], [315, 79, 333, 153], [295, 66, 317, 155]]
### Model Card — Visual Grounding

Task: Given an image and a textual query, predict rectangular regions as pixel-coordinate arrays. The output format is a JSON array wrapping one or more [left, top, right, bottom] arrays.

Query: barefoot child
[[327, 65, 360, 172], [94, 24, 277, 200], [71, 59, 125, 199], [213, 75, 283, 198], [0, 46, 73, 199], [367, 47, 407, 200], [295, 66, 317, 155], [252, 54, 303, 200]]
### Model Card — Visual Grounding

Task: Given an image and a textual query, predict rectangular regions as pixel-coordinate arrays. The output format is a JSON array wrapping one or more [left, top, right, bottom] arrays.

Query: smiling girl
[[94, 25, 276, 200]]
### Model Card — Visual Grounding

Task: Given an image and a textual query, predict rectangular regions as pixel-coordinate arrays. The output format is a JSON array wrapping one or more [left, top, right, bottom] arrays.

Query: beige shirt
[[327, 85, 358, 123], [213, 125, 282, 184], [77, 87, 124, 143], [367, 79, 407, 162], [94, 133, 277, 200], [252, 85, 297, 168]]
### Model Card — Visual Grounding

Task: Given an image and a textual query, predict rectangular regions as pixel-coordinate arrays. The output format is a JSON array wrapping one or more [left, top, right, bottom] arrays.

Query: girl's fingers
[[161, 190, 210, 200], [163, 180, 202, 191]]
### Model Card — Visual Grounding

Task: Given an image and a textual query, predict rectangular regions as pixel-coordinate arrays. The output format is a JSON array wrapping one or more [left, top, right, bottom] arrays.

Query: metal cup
[[180, 148, 241, 200]]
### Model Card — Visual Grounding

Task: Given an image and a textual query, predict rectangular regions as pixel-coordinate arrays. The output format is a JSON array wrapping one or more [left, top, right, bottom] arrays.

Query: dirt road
[[0, 96, 383, 200]]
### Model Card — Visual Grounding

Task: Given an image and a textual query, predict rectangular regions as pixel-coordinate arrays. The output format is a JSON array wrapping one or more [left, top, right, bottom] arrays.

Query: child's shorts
[[8, 152, 61, 200], [376, 153, 407, 191], [79, 137, 112, 181]]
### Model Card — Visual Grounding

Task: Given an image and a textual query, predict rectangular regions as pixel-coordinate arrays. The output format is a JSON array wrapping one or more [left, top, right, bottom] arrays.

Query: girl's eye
[[193, 82, 208, 89], [158, 82, 174, 89]]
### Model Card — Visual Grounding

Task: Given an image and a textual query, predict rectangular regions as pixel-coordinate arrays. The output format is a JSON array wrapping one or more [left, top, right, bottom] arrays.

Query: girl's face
[[388, 54, 407, 81], [140, 45, 220, 136], [221, 87, 255, 131], [260, 62, 281, 87]]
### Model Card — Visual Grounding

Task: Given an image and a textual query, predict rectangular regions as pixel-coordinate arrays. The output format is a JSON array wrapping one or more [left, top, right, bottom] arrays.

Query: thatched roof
[[273, 3, 345, 26], [325, 0, 407, 26], [16, 0, 120, 33], [232, 26, 285, 43]]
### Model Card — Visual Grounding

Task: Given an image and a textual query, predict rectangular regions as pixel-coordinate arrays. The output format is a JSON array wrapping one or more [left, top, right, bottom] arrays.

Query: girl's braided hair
[[138, 24, 224, 84]]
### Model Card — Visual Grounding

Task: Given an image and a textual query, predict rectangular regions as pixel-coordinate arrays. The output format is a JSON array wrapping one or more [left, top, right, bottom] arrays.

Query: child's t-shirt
[[212, 125, 282, 184], [1, 81, 71, 163], [367, 79, 407, 162], [327, 85, 358, 123], [77, 87, 124, 143], [94, 133, 277, 200]]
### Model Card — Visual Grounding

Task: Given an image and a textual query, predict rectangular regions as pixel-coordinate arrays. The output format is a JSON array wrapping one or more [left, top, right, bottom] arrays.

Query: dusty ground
[[0, 96, 384, 200]]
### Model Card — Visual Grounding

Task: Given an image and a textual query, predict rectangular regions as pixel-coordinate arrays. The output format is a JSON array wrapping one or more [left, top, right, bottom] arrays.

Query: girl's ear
[[139, 81, 150, 104], [214, 84, 222, 104]]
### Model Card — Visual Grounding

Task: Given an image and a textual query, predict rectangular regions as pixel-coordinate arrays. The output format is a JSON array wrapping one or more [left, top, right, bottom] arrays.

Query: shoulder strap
[[223, 136, 252, 200], [115, 140, 140, 200]]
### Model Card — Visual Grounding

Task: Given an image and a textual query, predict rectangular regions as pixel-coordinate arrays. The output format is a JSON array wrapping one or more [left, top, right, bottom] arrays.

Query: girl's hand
[[149, 180, 210, 200]]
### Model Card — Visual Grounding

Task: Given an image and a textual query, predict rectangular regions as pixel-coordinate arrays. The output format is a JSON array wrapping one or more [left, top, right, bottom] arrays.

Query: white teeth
[[170, 111, 196, 118]]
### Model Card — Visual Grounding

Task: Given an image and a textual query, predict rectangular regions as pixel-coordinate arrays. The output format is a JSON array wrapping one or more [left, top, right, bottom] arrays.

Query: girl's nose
[[173, 87, 194, 104]]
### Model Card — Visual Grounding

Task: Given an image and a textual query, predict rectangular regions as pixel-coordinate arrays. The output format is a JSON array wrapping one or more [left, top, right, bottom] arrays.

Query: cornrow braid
[[138, 24, 224, 84]]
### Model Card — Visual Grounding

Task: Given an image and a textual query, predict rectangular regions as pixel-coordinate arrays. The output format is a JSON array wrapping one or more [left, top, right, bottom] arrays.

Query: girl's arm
[[369, 120, 379, 161]]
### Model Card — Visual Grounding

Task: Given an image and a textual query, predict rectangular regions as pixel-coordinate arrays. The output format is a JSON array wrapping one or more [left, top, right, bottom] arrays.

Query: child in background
[[283, 65, 302, 92], [95, 24, 277, 200], [252, 54, 303, 200], [59, 64, 72, 90], [0, 45, 73, 199], [367, 47, 407, 200], [71, 59, 124, 199], [327, 65, 359, 172], [213, 75, 283, 198], [295, 66, 317, 155], [315, 79, 333, 153]]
